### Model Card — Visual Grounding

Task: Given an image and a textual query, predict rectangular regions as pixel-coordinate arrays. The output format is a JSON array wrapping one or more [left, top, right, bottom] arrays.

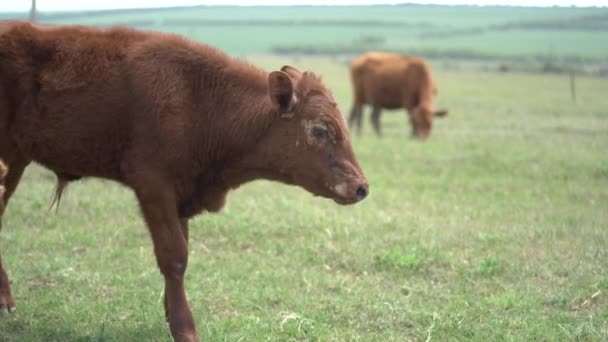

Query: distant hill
[[2, 5, 607, 74]]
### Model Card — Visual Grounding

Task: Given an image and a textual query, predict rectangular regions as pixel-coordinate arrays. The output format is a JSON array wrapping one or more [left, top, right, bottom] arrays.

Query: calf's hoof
[[0, 289, 15, 316], [0, 305, 16, 316], [174, 331, 199, 342]]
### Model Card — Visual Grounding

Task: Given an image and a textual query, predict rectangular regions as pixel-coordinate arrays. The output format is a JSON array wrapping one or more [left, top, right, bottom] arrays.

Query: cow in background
[[349, 52, 448, 139]]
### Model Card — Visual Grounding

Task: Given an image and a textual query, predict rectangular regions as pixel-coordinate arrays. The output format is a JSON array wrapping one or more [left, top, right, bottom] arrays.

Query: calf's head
[[261, 65, 368, 205]]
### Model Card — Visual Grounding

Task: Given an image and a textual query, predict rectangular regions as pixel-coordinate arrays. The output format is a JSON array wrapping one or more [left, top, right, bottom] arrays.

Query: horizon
[[1, 1, 607, 12]]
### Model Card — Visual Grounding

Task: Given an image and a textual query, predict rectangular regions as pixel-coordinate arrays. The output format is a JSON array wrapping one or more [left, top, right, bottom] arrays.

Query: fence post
[[29, 0, 37, 23]]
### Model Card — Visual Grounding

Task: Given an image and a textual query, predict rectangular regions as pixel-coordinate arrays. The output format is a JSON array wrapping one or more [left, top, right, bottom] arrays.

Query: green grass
[[0, 55, 607, 340]]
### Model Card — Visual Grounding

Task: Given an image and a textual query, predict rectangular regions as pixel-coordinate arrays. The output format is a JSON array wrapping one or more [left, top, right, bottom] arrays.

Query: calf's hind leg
[[0, 152, 30, 315], [0, 159, 10, 315]]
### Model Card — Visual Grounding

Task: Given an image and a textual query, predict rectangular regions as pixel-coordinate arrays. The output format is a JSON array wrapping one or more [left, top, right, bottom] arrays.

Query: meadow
[[0, 5, 607, 341]]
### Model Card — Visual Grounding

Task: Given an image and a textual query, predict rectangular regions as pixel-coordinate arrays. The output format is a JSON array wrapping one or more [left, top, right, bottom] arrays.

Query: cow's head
[[410, 107, 448, 139], [263, 65, 368, 205]]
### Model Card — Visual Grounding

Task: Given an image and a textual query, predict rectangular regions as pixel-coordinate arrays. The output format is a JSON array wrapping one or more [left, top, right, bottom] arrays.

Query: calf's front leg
[[133, 178, 198, 342], [164, 217, 190, 323], [0, 156, 30, 314]]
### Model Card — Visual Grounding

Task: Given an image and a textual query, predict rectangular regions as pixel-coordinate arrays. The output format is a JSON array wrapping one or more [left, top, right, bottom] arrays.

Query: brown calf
[[0, 21, 368, 341], [348, 52, 448, 139]]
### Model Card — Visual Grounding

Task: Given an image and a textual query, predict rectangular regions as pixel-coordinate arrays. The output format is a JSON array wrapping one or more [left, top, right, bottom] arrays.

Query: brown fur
[[348, 52, 448, 139], [0, 21, 368, 341]]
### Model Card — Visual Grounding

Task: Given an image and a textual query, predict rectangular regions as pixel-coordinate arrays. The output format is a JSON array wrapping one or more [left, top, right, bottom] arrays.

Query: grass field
[[0, 52, 607, 340]]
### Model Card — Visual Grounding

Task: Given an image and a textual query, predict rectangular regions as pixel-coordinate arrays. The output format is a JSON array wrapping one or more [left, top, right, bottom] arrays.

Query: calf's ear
[[269, 70, 297, 119], [281, 65, 302, 80]]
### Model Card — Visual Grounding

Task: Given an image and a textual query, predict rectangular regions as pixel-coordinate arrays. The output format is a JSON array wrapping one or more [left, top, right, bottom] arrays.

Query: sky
[[2, 0, 606, 12]]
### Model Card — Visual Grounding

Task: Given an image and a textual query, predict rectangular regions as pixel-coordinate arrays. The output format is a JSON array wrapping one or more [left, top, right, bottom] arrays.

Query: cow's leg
[[348, 105, 363, 135], [406, 110, 416, 137], [356, 107, 364, 135], [0, 154, 30, 315], [164, 217, 189, 322], [370, 105, 382, 137], [131, 174, 198, 342]]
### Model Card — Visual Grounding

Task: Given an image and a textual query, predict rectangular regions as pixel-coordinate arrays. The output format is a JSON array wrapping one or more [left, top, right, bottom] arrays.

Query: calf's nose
[[355, 185, 369, 201]]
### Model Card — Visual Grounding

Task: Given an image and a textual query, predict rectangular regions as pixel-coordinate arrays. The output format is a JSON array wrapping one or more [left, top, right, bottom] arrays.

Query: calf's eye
[[312, 127, 329, 140]]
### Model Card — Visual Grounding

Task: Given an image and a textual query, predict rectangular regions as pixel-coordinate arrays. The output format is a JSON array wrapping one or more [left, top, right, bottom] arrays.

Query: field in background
[[0, 54, 607, 340], [0, 5, 607, 341], [2, 5, 608, 75]]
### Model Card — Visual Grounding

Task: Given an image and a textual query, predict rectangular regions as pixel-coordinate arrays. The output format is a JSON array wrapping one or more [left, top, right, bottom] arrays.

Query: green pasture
[[3, 5, 608, 61], [0, 53, 607, 340]]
